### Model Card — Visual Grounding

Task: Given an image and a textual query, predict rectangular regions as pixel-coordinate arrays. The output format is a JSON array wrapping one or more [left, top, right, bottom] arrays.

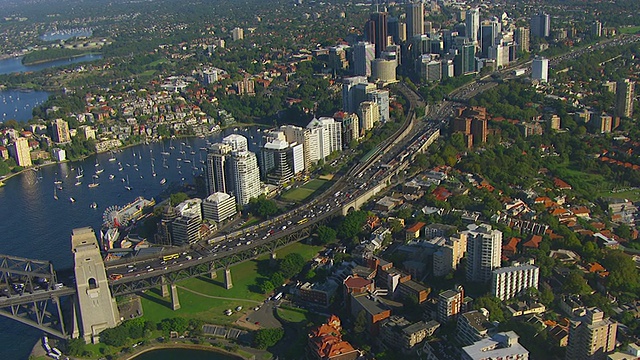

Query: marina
[[0, 128, 263, 359]]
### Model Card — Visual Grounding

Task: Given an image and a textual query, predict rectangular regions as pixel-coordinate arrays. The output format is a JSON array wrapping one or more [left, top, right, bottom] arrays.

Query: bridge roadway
[[105, 83, 429, 295]]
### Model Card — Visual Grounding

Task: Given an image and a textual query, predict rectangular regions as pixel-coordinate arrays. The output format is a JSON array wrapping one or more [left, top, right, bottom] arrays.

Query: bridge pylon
[[71, 227, 120, 343], [170, 284, 180, 310], [224, 268, 233, 289]]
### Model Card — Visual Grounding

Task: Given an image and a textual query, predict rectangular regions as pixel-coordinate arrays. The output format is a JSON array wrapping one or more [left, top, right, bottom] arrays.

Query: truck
[[274, 292, 283, 301]]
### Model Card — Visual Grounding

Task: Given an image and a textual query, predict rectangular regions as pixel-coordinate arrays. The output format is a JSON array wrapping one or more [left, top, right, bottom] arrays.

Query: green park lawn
[[280, 179, 328, 202], [597, 188, 640, 202], [620, 26, 640, 34], [139, 242, 322, 325]]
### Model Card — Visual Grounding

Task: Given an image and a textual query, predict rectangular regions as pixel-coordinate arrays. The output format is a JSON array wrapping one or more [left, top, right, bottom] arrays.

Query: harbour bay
[[0, 128, 264, 359]]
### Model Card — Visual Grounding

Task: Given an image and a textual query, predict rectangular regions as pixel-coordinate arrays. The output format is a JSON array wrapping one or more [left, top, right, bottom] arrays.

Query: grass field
[[139, 242, 322, 325], [280, 179, 328, 202], [549, 163, 613, 196], [620, 26, 640, 34], [277, 307, 308, 323], [597, 189, 640, 201]]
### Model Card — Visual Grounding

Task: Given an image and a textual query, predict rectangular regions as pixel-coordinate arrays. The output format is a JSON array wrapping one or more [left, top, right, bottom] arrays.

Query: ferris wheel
[[102, 205, 128, 228]]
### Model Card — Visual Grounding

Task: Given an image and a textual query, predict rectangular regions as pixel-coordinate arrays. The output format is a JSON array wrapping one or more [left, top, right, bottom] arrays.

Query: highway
[[104, 34, 640, 292], [104, 83, 434, 292]]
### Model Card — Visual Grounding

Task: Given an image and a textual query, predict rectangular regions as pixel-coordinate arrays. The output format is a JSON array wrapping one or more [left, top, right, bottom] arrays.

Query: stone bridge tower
[[71, 227, 120, 343]]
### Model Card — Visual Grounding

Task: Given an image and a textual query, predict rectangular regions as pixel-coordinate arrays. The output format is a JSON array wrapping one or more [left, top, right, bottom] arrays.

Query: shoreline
[[119, 342, 248, 360], [21, 52, 101, 66], [0, 123, 267, 186]]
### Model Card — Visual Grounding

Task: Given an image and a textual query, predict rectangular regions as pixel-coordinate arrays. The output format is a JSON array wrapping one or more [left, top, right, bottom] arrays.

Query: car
[[254, 321, 260, 325]]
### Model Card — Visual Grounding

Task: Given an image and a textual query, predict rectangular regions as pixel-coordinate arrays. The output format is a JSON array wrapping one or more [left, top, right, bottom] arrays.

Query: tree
[[260, 280, 275, 294], [354, 310, 368, 334], [278, 253, 305, 278], [253, 328, 284, 349], [562, 272, 592, 295], [602, 251, 639, 293], [249, 195, 279, 217], [316, 225, 337, 244], [170, 192, 189, 206], [474, 296, 506, 322]]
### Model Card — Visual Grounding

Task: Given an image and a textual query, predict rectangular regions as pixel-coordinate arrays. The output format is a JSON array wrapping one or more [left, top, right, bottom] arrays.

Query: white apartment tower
[[10, 137, 32, 167], [280, 125, 311, 171], [306, 117, 342, 161], [358, 101, 380, 135], [532, 57, 549, 83], [367, 89, 390, 123], [222, 134, 248, 152], [230, 150, 262, 206], [491, 263, 540, 301], [465, 223, 502, 282]]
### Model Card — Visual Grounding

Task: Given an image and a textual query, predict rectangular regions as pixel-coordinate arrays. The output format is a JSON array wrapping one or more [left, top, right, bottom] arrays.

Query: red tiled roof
[[523, 235, 542, 248], [406, 222, 426, 233]]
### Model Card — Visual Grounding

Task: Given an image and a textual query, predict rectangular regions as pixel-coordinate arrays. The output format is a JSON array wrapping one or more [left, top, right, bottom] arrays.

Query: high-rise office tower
[[532, 56, 549, 83], [464, 223, 502, 282], [52, 118, 71, 143], [515, 27, 530, 53], [566, 308, 617, 360], [366, 12, 388, 58], [230, 150, 261, 206], [480, 20, 500, 58], [205, 143, 233, 195], [530, 12, 550, 38], [353, 42, 375, 77], [260, 138, 294, 185], [10, 137, 32, 167], [171, 214, 201, 246], [387, 17, 404, 45], [454, 41, 476, 76], [615, 79, 635, 118], [202, 192, 237, 223], [367, 89, 390, 123], [406, 1, 424, 40], [465, 8, 480, 44], [342, 76, 369, 113], [222, 134, 248, 152]]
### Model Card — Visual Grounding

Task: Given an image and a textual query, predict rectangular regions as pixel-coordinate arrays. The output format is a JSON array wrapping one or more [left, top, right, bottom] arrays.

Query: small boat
[[160, 178, 166, 185], [54, 179, 62, 185], [88, 182, 99, 188], [108, 154, 117, 162], [69, 197, 76, 203], [90, 202, 97, 209], [75, 180, 82, 186], [53, 187, 58, 200], [95, 168, 104, 174], [108, 174, 115, 180]]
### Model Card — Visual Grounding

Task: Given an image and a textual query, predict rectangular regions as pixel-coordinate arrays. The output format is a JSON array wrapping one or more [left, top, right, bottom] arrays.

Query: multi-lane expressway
[[104, 83, 438, 295]]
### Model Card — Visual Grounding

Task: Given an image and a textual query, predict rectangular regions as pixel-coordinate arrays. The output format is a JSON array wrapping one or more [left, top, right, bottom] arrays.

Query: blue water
[[40, 28, 92, 42], [0, 128, 264, 359], [0, 53, 103, 75], [0, 89, 50, 123]]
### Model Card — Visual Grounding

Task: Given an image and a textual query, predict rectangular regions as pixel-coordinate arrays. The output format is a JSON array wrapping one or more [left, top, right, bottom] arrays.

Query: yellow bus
[[162, 253, 179, 262], [297, 218, 309, 225]]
